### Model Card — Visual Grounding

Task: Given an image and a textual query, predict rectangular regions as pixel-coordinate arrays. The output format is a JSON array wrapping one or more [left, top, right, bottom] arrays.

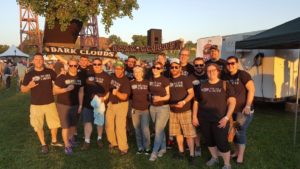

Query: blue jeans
[[150, 105, 170, 153], [132, 109, 151, 150], [234, 112, 254, 145]]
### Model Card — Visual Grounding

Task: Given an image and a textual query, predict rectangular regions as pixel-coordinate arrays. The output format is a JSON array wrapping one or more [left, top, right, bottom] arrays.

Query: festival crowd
[[20, 45, 255, 169]]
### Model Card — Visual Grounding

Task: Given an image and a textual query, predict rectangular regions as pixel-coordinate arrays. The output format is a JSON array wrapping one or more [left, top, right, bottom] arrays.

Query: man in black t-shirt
[[81, 58, 111, 150], [53, 58, 84, 155], [21, 53, 61, 154], [169, 58, 196, 164], [179, 48, 194, 76], [106, 61, 131, 155], [125, 55, 137, 80], [205, 45, 227, 79]]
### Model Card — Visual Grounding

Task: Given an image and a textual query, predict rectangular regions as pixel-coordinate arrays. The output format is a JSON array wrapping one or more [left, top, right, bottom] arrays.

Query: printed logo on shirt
[[149, 81, 162, 87], [88, 76, 95, 82], [65, 79, 82, 85], [32, 74, 51, 82], [132, 84, 148, 90], [111, 79, 121, 88], [181, 70, 189, 76], [228, 79, 239, 85], [201, 87, 222, 93], [192, 80, 200, 86], [170, 81, 183, 88]]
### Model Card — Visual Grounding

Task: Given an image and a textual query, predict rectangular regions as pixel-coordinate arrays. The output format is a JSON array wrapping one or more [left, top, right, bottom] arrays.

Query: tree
[[0, 45, 9, 54], [184, 41, 196, 49], [18, 0, 139, 32], [131, 35, 147, 46], [108, 35, 128, 46]]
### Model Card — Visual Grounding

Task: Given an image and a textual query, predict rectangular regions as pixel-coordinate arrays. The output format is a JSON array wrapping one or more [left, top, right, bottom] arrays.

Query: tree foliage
[[108, 35, 128, 45], [131, 35, 147, 46], [0, 45, 9, 54], [184, 40, 196, 49], [18, 0, 139, 32]]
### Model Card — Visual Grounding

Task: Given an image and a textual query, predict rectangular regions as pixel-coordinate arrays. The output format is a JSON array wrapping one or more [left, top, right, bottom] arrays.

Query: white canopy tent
[[0, 45, 29, 58]]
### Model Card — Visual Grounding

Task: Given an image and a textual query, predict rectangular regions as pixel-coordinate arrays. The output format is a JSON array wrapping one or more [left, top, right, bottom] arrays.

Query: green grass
[[0, 79, 299, 169]]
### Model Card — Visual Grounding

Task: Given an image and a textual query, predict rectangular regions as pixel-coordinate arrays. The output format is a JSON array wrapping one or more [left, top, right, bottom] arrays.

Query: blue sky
[[0, 0, 299, 46]]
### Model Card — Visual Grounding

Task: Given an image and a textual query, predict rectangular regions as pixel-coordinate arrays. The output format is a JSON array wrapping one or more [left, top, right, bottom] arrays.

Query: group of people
[[21, 45, 254, 169]]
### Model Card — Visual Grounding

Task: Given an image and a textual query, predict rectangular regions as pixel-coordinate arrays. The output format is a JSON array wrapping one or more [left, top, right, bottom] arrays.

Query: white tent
[[117, 52, 128, 60], [0, 45, 29, 58]]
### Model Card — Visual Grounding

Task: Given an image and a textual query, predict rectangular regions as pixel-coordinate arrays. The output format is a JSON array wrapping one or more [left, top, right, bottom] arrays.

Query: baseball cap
[[114, 60, 125, 68], [169, 58, 180, 65]]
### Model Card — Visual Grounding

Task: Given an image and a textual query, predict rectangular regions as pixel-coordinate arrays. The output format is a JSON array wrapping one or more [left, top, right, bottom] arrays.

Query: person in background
[[14, 60, 27, 91], [168, 58, 196, 165], [106, 61, 131, 155], [21, 53, 62, 154], [125, 55, 137, 80], [224, 56, 255, 164], [130, 66, 151, 155], [193, 63, 236, 169], [81, 58, 111, 150], [179, 48, 194, 76], [205, 45, 227, 79], [189, 57, 207, 156], [53, 58, 84, 155], [148, 61, 170, 161], [4, 61, 12, 89]]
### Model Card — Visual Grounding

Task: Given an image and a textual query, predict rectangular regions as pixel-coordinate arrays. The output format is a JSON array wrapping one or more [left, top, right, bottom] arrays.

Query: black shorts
[[82, 107, 94, 123], [56, 103, 78, 129]]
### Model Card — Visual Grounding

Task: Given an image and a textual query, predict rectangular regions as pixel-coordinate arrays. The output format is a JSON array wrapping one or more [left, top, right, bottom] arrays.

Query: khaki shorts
[[30, 103, 61, 131], [169, 110, 196, 138]]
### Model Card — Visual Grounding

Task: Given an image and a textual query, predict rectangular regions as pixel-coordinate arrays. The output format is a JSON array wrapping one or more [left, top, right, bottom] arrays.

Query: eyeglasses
[[93, 63, 102, 66], [227, 62, 236, 66], [69, 65, 78, 67], [194, 64, 205, 68], [170, 66, 180, 70], [152, 66, 162, 70], [207, 69, 218, 73]]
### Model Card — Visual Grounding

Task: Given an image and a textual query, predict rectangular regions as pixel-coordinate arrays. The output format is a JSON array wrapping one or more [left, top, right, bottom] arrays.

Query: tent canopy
[[236, 17, 300, 49], [0, 45, 29, 58]]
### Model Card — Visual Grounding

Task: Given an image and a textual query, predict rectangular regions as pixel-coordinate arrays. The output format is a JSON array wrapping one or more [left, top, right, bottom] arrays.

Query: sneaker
[[64, 147, 73, 155], [144, 149, 151, 155], [195, 146, 202, 157], [188, 156, 196, 166], [172, 152, 185, 160], [81, 142, 90, 150], [136, 149, 144, 155], [69, 139, 77, 148], [222, 165, 232, 169], [41, 145, 49, 154], [157, 149, 167, 157], [206, 157, 219, 167], [97, 139, 104, 149], [149, 153, 158, 161], [50, 141, 64, 147]]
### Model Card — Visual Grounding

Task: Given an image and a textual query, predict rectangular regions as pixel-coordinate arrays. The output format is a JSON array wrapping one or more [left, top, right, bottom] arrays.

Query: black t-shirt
[[149, 75, 170, 106], [195, 80, 235, 122], [22, 68, 57, 105], [130, 79, 150, 110], [169, 75, 193, 113], [78, 65, 93, 82], [181, 63, 194, 76], [109, 74, 131, 104], [125, 66, 135, 80], [224, 70, 253, 113], [55, 73, 84, 106], [205, 58, 227, 79], [83, 71, 111, 109], [189, 73, 208, 89]]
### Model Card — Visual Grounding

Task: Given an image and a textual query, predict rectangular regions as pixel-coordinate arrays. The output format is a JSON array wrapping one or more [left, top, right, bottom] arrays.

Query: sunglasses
[[194, 64, 205, 68], [93, 63, 102, 66], [152, 66, 162, 70], [170, 66, 180, 70], [227, 62, 236, 66], [69, 65, 78, 67]]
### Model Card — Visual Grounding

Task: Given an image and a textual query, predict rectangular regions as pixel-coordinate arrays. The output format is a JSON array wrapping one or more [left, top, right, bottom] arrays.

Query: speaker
[[43, 19, 83, 44], [147, 29, 162, 46]]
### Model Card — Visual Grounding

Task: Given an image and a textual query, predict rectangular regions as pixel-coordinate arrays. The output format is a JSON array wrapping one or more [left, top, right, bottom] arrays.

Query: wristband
[[224, 116, 229, 121]]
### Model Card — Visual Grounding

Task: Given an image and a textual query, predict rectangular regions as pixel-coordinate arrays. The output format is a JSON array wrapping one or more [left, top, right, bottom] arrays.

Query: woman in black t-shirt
[[193, 63, 236, 169], [225, 56, 255, 164], [130, 66, 151, 154], [148, 61, 170, 161]]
